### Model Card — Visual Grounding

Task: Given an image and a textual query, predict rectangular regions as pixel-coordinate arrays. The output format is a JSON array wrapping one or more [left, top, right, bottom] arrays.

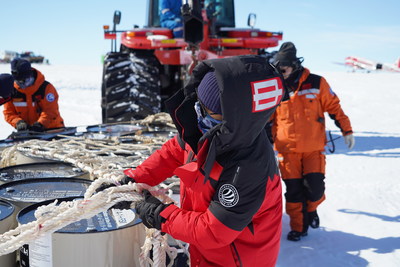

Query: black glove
[[96, 175, 135, 210], [30, 122, 44, 132], [135, 190, 170, 230], [16, 120, 28, 131], [95, 175, 134, 193], [112, 201, 134, 210]]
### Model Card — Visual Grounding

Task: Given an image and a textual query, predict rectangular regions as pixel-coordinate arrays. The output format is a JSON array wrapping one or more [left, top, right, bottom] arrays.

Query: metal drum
[[0, 200, 17, 267], [1, 150, 58, 167], [0, 177, 91, 216], [17, 197, 146, 267], [0, 162, 88, 185]]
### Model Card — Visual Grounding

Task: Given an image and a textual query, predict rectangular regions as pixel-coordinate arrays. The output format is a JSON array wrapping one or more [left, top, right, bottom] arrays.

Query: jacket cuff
[[11, 118, 22, 128], [160, 204, 178, 220], [123, 169, 136, 179], [343, 130, 353, 136]]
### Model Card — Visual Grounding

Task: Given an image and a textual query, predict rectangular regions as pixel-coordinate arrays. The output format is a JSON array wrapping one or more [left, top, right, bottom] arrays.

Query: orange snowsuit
[[271, 68, 352, 233], [3, 68, 64, 130]]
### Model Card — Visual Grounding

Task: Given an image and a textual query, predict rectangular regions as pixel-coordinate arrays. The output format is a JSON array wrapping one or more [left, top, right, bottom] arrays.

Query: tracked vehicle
[[101, 0, 282, 123]]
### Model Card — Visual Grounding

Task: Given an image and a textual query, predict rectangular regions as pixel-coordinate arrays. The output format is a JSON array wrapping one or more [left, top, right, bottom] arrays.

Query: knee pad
[[283, 179, 305, 202], [303, 173, 325, 201]]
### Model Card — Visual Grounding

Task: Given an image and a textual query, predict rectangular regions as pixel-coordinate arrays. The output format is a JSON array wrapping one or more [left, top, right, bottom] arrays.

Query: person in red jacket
[[103, 56, 284, 266], [0, 73, 14, 105], [270, 42, 355, 241], [3, 58, 64, 132]]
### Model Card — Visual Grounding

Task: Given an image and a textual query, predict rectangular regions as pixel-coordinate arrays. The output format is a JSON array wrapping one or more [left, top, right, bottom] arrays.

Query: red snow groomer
[[101, 0, 282, 123]]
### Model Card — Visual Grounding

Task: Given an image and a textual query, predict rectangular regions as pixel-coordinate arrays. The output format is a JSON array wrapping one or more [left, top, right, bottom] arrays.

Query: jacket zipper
[[231, 242, 243, 267]]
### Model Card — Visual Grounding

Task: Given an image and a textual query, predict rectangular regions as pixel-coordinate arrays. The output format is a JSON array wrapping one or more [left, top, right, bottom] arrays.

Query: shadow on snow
[[326, 131, 400, 158], [277, 214, 400, 267]]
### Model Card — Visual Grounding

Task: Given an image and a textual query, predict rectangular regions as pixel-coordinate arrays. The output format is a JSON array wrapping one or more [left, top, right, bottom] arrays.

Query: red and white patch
[[251, 77, 283, 112]]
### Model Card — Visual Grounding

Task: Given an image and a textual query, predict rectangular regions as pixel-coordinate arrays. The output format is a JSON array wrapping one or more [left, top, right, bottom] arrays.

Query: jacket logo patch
[[218, 184, 239, 208], [251, 77, 283, 112], [46, 93, 55, 102]]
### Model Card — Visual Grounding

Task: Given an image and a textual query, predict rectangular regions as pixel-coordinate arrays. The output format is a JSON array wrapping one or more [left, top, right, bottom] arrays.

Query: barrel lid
[[0, 199, 15, 221], [17, 197, 141, 233], [0, 162, 86, 182], [0, 178, 91, 203]]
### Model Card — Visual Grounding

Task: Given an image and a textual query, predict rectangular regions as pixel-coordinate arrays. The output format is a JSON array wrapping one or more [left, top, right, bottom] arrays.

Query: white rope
[[0, 114, 190, 266], [0, 178, 184, 266], [0, 181, 142, 256]]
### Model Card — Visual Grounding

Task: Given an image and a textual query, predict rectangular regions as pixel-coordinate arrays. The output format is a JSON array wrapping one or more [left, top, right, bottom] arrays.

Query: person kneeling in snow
[[105, 55, 285, 266], [3, 58, 64, 132]]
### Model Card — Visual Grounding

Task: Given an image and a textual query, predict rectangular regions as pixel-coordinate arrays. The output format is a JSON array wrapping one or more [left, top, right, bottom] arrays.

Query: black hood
[[166, 55, 284, 154]]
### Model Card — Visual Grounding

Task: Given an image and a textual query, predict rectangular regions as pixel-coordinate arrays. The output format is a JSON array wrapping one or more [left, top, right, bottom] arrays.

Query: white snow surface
[[0, 64, 399, 267]]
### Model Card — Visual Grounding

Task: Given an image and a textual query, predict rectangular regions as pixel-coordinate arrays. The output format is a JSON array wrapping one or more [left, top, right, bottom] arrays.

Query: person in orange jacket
[[270, 42, 355, 241], [3, 58, 64, 132]]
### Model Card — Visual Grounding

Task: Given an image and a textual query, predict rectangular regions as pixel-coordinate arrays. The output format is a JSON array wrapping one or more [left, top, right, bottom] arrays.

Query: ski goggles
[[15, 76, 34, 89]]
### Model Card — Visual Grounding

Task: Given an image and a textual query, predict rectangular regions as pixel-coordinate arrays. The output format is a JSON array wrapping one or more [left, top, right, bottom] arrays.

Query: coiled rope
[[0, 172, 187, 266], [0, 113, 190, 266]]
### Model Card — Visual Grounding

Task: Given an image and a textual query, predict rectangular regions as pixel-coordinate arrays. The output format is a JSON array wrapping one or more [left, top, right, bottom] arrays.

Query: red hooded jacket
[[125, 56, 283, 266]]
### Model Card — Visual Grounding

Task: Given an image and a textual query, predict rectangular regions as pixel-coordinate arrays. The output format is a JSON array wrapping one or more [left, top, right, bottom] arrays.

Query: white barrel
[[0, 200, 17, 267], [17, 197, 146, 267]]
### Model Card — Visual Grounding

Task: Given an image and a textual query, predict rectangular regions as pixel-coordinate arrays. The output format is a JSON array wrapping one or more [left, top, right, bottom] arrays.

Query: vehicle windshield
[[147, 0, 235, 28], [205, 0, 235, 28]]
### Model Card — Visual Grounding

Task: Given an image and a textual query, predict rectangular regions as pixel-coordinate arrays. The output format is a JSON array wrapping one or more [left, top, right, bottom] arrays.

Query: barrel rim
[[0, 177, 91, 203], [0, 161, 80, 171], [0, 177, 92, 188], [0, 199, 15, 221], [17, 196, 142, 233]]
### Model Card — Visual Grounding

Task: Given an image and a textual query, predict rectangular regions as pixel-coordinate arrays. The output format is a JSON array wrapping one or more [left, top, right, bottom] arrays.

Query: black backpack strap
[[34, 80, 50, 97]]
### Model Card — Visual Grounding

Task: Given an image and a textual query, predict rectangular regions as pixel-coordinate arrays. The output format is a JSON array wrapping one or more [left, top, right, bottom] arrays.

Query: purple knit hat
[[197, 71, 221, 114]]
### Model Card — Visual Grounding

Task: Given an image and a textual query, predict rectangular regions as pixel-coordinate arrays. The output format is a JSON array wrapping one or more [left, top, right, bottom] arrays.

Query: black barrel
[[0, 200, 16, 267], [0, 162, 88, 185], [0, 178, 91, 210]]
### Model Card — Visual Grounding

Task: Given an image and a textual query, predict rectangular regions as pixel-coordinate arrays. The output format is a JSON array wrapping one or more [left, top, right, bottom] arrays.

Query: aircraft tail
[[396, 58, 400, 68]]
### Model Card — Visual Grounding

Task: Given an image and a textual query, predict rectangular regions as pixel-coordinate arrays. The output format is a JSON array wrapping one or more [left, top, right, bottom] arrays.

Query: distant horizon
[[1, 0, 400, 72]]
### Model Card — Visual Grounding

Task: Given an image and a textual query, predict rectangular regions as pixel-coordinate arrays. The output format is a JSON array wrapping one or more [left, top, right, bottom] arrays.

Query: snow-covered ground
[[0, 64, 399, 266]]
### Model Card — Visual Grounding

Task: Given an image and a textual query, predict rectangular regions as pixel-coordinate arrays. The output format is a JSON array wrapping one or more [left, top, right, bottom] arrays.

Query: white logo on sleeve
[[251, 77, 283, 112], [46, 93, 55, 102], [218, 184, 239, 208]]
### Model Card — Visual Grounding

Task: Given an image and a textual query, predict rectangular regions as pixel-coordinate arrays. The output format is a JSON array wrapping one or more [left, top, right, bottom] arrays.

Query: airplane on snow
[[341, 56, 400, 73]]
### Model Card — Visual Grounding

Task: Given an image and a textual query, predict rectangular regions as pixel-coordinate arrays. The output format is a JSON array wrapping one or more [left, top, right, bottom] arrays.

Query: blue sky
[[1, 0, 399, 71]]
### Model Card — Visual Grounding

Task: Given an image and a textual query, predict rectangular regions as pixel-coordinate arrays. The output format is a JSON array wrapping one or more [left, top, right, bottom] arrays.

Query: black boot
[[309, 210, 320, 229], [287, 230, 308, 241]]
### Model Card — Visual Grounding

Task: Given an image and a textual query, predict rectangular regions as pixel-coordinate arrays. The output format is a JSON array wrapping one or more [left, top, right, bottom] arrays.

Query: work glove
[[96, 175, 134, 193], [344, 134, 355, 150], [96, 175, 135, 210], [30, 122, 44, 132], [16, 120, 28, 131], [135, 190, 170, 230]]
